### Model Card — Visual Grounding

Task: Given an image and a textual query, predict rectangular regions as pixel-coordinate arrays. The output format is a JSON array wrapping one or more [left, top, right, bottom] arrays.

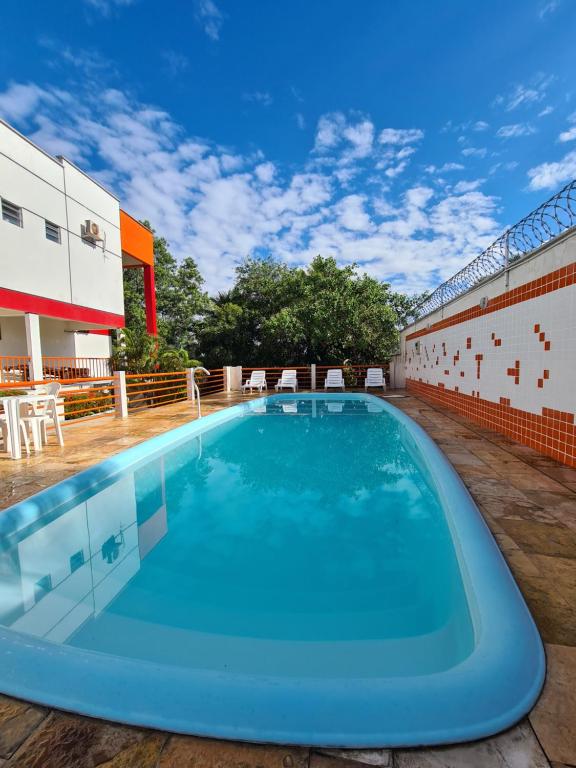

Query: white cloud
[[539, 0, 561, 18], [243, 91, 273, 107], [527, 150, 576, 190], [496, 123, 536, 138], [336, 195, 374, 232], [489, 160, 519, 175], [378, 128, 424, 145], [161, 51, 189, 76], [0, 83, 51, 123], [473, 121, 490, 132], [425, 162, 465, 174], [494, 75, 553, 111], [559, 126, 576, 143], [538, 105, 554, 117], [313, 112, 381, 167], [314, 112, 346, 151], [384, 161, 409, 179], [83, 0, 135, 14], [461, 147, 487, 158], [453, 179, 484, 193], [342, 119, 374, 159], [295, 112, 305, 130], [0, 81, 505, 296], [194, 0, 224, 41]]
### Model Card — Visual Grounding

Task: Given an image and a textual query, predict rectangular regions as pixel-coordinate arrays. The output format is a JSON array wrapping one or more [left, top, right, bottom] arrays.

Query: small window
[[45, 220, 61, 243], [34, 574, 52, 603], [70, 550, 85, 573], [1, 198, 22, 227]]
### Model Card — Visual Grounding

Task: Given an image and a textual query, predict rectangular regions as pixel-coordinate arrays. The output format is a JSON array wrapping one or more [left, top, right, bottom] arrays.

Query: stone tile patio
[[0, 390, 575, 767]]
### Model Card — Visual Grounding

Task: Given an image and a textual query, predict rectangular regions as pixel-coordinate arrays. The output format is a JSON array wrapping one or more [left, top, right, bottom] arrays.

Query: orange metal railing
[[41, 356, 113, 379], [0, 356, 32, 383], [125, 371, 189, 413], [0, 376, 116, 423], [196, 368, 225, 397], [0, 356, 112, 383]]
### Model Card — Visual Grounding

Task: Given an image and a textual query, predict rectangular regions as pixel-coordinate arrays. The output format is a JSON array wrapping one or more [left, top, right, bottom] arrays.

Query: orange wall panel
[[120, 210, 154, 266]]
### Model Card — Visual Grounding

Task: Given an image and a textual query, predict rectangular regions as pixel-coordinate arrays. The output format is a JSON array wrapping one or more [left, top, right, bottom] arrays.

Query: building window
[[70, 550, 85, 573], [1, 198, 22, 227], [45, 220, 61, 243], [34, 574, 52, 603]]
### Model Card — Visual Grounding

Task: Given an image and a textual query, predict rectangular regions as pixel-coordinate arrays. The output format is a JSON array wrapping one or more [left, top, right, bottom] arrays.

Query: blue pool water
[[0, 394, 544, 746]]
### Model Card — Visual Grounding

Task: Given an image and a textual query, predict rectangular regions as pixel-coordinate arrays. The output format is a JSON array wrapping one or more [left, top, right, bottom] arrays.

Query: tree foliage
[[121, 223, 426, 368], [198, 256, 425, 366]]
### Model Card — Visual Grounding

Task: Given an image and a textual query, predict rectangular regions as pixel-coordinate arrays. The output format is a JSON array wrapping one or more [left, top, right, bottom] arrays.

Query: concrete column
[[224, 366, 232, 392], [186, 368, 196, 403], [114, 371, 128, 417], [231, 366, 243, 391], [310, 364, 316, 391], [24, 313, 43, 384]]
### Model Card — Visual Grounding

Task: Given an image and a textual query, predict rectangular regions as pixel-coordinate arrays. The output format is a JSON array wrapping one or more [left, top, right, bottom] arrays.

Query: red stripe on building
[[0, 287, 125, 328]]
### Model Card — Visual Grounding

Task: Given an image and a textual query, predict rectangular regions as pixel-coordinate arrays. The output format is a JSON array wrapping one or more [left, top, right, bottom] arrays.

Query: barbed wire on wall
[[415, 179, 576, 319]]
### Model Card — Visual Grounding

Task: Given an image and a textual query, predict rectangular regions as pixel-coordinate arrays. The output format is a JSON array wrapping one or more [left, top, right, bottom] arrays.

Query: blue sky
[[0, 0, 575, 295]]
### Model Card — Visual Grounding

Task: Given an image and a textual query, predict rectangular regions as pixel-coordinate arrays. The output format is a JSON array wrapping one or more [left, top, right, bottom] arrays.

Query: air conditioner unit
[[479, 296, 489, 310], [82, 220, 104, 242]]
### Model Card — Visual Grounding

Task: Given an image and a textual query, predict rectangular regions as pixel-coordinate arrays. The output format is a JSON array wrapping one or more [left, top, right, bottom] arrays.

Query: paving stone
[[315, 748, 392, 765], [6, 712, 163, 768], [530, 644, 576, 766], [394, 720, 550, 767], [157, 735, 309, 768], [498, 519, 576, 559], [0, 695, 47, 759]]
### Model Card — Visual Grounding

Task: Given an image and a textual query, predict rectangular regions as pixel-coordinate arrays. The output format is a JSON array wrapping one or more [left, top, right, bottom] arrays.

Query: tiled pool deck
[[0, 391, 574, 768]]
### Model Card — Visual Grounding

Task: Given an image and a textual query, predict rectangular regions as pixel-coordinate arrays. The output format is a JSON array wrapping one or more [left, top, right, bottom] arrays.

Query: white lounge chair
[[324, 369, 345, 391], [243, 371, 268, 393], [275, 370, 298, 392], [364, 368, 386, 391]]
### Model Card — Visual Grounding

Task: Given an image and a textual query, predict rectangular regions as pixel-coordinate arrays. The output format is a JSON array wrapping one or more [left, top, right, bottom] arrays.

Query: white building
[[0, 119, 156, 382]]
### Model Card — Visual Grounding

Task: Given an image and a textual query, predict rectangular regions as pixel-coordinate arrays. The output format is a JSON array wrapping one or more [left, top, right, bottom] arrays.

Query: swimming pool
[[0, 394, 544, 746]]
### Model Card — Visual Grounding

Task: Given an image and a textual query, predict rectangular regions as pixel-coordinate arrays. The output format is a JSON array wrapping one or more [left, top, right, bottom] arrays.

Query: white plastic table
[[3, 394, 58, 460]]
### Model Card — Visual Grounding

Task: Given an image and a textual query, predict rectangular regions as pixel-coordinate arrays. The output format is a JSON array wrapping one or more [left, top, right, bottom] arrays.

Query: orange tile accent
[[407, 379, 576, 468], [406, 261, 576, 341]]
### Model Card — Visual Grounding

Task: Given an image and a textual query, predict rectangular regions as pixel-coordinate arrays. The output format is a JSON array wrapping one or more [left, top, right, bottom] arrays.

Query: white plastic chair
[[20, 382, 64, 450], [364, 368, 386, 391], [242, 371, 268, 393], [275, 370, 298, 392], [0, 408, 30, 456], [324, 369, 345, 390]]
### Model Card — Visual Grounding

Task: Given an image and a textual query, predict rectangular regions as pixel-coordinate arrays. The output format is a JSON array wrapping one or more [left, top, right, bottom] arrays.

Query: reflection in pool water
[[0, 397, 473, 678]]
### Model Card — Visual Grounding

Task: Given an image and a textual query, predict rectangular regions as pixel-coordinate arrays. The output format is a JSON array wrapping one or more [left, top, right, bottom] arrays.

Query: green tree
[[199, 255, 404, 365]]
